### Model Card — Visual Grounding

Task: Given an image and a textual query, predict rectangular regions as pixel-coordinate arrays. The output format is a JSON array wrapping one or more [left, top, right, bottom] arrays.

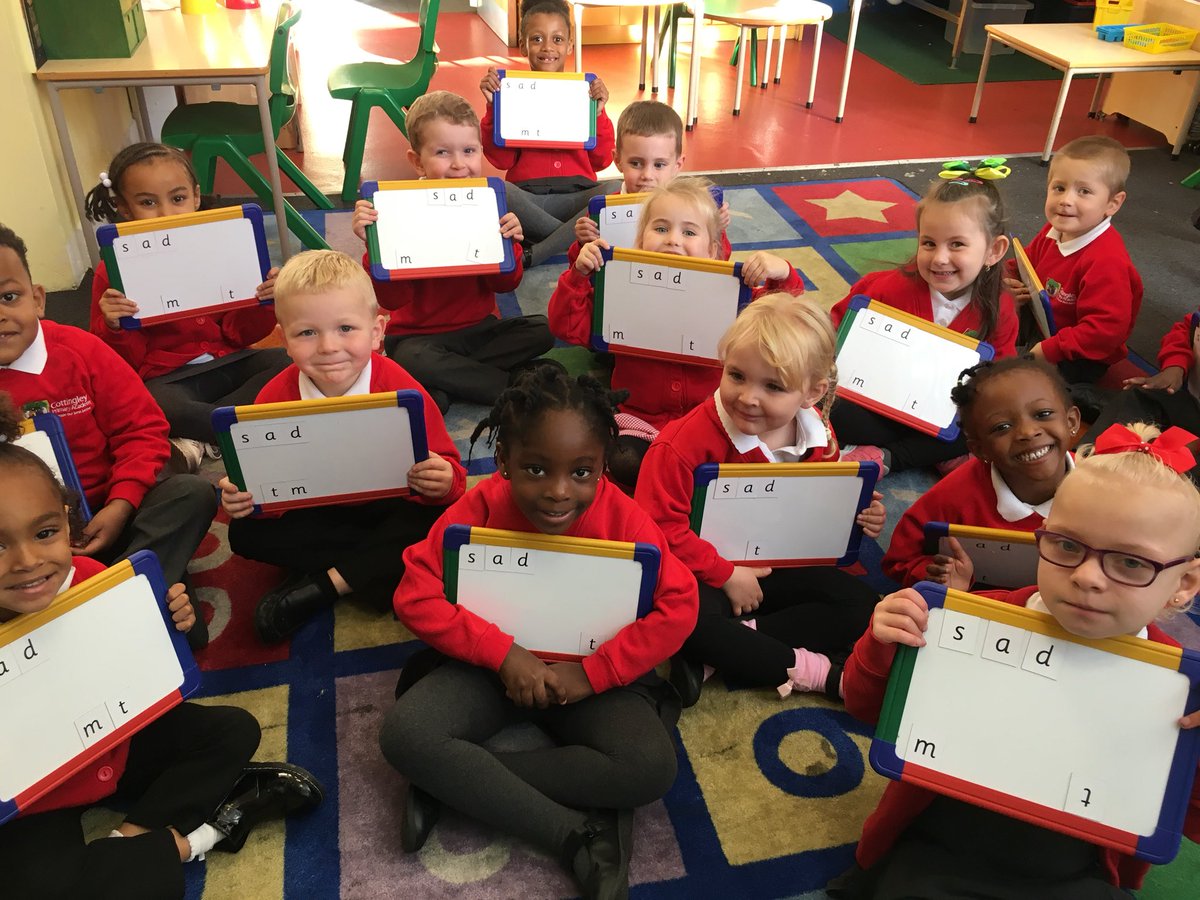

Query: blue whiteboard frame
[[492, 70, 599, 150], [21, 412, 92, 522]]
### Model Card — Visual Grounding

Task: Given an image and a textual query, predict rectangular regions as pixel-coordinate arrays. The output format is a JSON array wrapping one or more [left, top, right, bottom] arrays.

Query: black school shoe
[[254, 575, 336, 643], [400, 783, 441, 853], [210, 762, 324, 852], [561, 809, 634, 900], [668, 653, 704, 709]]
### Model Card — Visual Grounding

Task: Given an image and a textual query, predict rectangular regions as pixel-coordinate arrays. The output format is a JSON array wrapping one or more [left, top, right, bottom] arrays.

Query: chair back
[[419, 0, 441, 56], [268, 2, 303, 135]]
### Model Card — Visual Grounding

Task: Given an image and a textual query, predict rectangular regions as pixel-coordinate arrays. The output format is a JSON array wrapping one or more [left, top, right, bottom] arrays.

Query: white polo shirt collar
[[1, 322, 48, 374], [990, 453, 1074, 522], [298, 358, 372, 400], [1048, 218, 1110, 257]]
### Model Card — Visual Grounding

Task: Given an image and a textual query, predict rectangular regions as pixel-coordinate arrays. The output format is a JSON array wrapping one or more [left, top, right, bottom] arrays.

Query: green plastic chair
[[161, 3, 333, 252], [327, 0, 440, 203]]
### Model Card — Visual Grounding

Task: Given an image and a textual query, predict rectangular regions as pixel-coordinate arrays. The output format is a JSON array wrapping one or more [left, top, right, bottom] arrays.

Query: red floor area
[[217, 5, 1163, 197]]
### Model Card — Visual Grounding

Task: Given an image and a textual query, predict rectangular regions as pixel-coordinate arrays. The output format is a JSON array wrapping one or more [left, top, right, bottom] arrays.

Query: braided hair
[[912, 178, 1009, 344], [0, 393, 83, 536], [469, 360, 627, 465], [950, 355, 1073, 436], [84, 142, 199, 224]]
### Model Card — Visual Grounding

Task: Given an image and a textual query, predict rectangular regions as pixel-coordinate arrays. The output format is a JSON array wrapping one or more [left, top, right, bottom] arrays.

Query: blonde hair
[[1052, 135, 1130, 195], [636, 176, 721, 256], [718, 293, 838, 430], [1074, 422, 1200, 616], [274, 250, 378, 319], [405, 90, 480, 154]]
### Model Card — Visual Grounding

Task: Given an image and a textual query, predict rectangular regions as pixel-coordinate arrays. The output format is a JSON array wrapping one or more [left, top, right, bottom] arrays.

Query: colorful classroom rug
[[826, 4, 1062, 85], [178, 177, 1197, 898]]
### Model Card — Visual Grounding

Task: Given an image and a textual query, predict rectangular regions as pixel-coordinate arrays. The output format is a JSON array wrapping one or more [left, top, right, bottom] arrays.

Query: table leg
[[734, 26, 746, 115], [836, 0, 862, 123], [775, 25, 787, 84], [1088, 73, 1107, 118], [256, 74, 292, 260], [687, 0, 704, 128], [762, 27, 773, 90], [949, 11, 966, 69], [1042, 70, 1075, 163], [640, 7, 649, 91], [808, 21, 823, 109], [133, 86, 154, 142], [1171, 70, 1200, 159], [573, 3, 584, 73], [968, 35, 995, 123], [652, 5, 661, 94], [46, 84, 100, 266]]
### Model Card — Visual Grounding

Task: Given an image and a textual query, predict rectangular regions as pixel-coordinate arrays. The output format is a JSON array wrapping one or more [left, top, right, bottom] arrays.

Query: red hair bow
[[1092, 424, 1199, 474]]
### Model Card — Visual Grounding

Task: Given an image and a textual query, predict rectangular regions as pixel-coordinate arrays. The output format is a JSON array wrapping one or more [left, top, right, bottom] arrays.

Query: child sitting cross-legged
[[219, 250, 466, 643], [835, 422, 1200, 898]]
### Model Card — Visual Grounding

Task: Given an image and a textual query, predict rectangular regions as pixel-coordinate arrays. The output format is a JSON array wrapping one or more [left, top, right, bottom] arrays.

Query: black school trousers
[[0, 703, 259, 900]]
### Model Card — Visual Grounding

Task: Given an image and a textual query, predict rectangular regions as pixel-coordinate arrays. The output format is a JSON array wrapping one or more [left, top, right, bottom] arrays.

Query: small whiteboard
[[835, 296, 995, 441], [14, 413, 92, 521], [212, 390, 429, 515], [97, 205, 270, 328], [871, 583, 1200, 863], [591, 247, 750, 365], [0, 551, 199, 824], [1012, 237, 1057, 340], [923, 522, 1039, 590], [690, 462, 878, 567], [443, 526, 659, 661], [363, 178, 517, 281], [493, 70, 598, 149], [588, 186, 725, 249]]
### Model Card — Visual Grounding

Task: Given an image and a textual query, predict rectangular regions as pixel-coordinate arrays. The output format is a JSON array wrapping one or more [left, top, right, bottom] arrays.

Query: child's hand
[[926, 537, 975, 592], [589, 75, 609, 111], [718, 200, 731, 233], [856, 492, 886, 540], [499, 644, 561, 708], [1125, 366, 1185, 394], [872, 588, 930, 647], [740, 251, 789, 286], [574, 239, 609, 277], [1180, 709, 1200, 729], [574, 215, 600, 245], [722, 565, 771, 616], [73, 500, 134, 557], [499, 212, 524, 245], [218, 476, 256, 519], [407, 452, 454, 500], [352, 199, 378, 244], [166, 582, 196, 633], [99, 289, 138, 331], [1002, 276, 1031, 305], [256, 267, 280, 302], [548, 661, 595, 703], [480, 66, 501, 104], [1029, 343, 1045, 361]]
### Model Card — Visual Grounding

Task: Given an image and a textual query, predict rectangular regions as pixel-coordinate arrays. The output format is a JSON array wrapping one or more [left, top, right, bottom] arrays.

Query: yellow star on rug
[[807, 190, 896, 223]]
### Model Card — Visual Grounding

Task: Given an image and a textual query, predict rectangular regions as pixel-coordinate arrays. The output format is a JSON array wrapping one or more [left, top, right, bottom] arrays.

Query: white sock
[[184, 823, 224, 862], [107, 829, 125, 839]]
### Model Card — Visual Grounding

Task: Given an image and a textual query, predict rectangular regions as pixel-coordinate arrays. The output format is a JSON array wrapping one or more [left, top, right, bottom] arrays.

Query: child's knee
[[378, 700, 425, 772], [161, 473, 218, 521], [625, 738, 677, 803]]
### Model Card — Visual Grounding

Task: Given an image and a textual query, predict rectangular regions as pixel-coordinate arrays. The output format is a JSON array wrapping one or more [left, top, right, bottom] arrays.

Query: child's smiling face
[[276, 287, 385, 397], [522, 12, 572, 72], [615, 132, 683, 193], [114, 157, 201, 221], [0, 247, 46, 368], [637, 194, 718, 259], [407, 119, 483, 180], [0, 467, 72, 622]]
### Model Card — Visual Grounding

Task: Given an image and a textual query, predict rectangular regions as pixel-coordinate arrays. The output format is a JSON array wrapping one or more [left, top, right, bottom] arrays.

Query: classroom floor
[[215, 3, 1172, 198]]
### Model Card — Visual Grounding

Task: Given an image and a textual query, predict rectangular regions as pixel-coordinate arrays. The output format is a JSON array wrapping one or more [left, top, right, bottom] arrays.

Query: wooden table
[[35, 4, 292, 264], [969, 22, 1200, 163]]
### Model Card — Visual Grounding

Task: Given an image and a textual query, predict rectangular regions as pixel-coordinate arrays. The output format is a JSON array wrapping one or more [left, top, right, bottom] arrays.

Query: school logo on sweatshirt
[[1045, 278, 1076, 305], [50, 394, 94, 417]]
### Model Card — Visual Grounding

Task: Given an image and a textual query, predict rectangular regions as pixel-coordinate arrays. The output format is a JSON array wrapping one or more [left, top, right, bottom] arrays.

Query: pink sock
[[741, 619, 757, 631], [777, 648, 832, 698]]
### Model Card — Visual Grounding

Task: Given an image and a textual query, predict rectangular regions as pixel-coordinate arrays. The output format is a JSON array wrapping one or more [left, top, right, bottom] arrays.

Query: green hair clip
[[939, 157, 1010, 182]]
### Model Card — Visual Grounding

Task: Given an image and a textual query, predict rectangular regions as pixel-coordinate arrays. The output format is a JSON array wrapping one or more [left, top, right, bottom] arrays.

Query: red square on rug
[[773, 179, 918, 237]]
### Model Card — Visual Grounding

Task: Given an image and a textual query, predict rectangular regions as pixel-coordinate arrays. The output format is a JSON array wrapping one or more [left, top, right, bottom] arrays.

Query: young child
[[836, 422, 1200, 897], [1082, 312, 1200, 482], [1004, 135, 1143, 391], [479, 0, 617, 257], [85, 142, 289, 467], [0, 224, 216, 648], [218, 250, 466, 643], [566, 100, 732, 262], [882, 357, 1081, 587], [830, 178, 1017, 474], [0, 395, 322, 899], [378, 361, 698, 899], [351, 91, 553, 411], [550, 177, 801, 485], [635, 294, 883, 705]]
